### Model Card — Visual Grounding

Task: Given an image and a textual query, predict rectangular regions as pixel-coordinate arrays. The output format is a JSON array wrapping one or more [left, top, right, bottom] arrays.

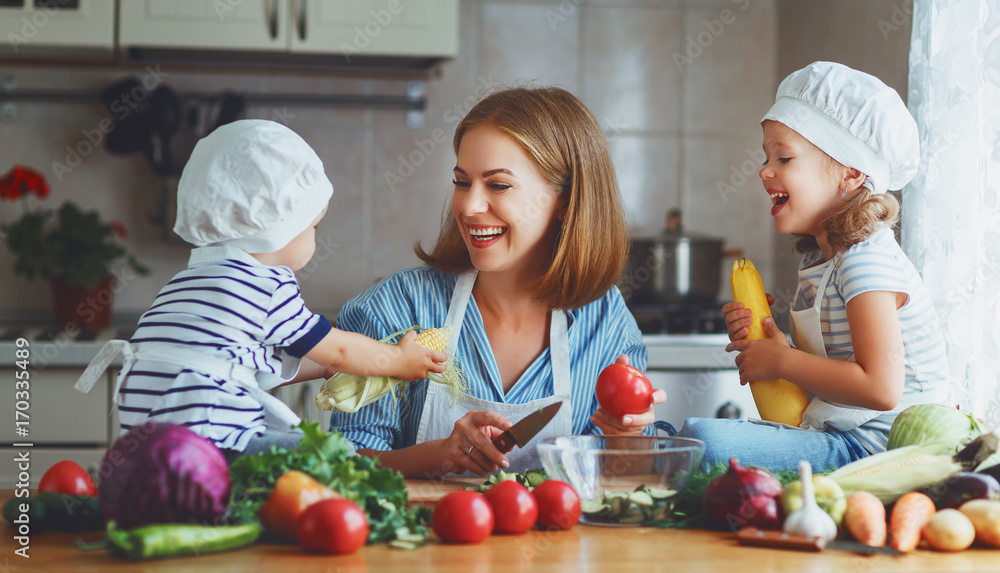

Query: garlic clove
[[783, 460, 838, 542]]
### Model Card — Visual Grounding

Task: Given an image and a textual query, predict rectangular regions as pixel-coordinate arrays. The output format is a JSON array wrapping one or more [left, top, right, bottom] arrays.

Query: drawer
[[1, 369, 110, 445]]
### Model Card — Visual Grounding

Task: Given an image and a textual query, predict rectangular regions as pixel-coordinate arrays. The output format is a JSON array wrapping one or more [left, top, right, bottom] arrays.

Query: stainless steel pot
[[620, 210, 739, 305]]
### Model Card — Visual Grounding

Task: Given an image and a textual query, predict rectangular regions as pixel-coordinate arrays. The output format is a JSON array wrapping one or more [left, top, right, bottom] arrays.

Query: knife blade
[[736, 527, 905, 556], [492, 402, 562, 454]]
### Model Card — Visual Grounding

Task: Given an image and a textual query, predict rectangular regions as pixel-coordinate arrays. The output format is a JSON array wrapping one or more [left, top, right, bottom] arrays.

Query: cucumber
[[2, 496, 47, 535], [33, 492, 104, 532]]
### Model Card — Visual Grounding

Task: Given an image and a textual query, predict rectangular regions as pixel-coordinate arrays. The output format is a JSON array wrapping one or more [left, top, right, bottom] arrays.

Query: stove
[[628, 301, 727, 335]]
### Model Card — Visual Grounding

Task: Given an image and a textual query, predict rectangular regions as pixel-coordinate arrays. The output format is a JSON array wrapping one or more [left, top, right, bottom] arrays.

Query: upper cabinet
[[0, 0, 116, 51], [118, 0, 459, 58]]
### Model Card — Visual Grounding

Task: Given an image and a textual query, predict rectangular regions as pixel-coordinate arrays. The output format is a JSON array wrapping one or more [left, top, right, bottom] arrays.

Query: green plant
[[0, 165, 148, 288]]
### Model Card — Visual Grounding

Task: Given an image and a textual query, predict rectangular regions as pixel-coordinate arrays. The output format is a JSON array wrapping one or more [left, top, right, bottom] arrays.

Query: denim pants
[[677, 417, 872, 473], [223, 429, 307, 463]]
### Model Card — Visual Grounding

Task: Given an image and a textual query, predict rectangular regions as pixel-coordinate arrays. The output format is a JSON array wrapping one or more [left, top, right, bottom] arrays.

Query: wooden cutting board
[[405, 478, 483, 505]]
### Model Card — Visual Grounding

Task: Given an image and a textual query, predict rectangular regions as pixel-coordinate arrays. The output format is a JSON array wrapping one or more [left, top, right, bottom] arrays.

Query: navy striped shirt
[[118, 246, 331, 451], [327, 267, 649, 451], [795, 228, 950, 453]]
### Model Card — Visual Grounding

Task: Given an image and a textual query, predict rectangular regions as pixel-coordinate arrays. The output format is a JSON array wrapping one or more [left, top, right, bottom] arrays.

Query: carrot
[[844, 491, 887, 547], [890, 491, 937, 552]]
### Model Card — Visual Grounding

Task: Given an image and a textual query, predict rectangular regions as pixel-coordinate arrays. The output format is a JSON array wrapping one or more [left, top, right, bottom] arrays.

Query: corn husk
[[315, 326, 468, 413]]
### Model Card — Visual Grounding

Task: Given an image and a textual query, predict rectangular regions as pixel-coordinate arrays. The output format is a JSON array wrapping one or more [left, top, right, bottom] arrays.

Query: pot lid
[[632, 209, 724, 242]]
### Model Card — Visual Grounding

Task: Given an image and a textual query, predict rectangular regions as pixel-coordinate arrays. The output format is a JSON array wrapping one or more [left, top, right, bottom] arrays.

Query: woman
[[329, 87, 665, 478]]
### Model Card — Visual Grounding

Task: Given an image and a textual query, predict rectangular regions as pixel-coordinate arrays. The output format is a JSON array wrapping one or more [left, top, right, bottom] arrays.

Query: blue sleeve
[[327, 279, 407, 451]]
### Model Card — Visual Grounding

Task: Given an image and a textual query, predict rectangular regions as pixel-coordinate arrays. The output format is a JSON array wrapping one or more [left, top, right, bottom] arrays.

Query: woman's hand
[[440, 410, 513, 476], [725, 316, 790, 384], [723, 293, 775, 342], [590, 355, 666, 436]]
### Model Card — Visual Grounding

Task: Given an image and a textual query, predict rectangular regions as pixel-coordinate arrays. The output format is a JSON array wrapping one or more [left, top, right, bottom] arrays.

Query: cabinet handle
[[295, 0, 307, 41], [265, 0, 279, 40]]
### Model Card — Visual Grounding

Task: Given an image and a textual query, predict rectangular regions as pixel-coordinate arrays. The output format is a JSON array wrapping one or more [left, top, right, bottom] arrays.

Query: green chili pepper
[[100, 520, 262, 561]]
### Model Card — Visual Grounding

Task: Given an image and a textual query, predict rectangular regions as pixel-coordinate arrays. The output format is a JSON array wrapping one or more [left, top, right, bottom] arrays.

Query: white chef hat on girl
[[173, 119, 333, 253], [761, 61, 920, 195]]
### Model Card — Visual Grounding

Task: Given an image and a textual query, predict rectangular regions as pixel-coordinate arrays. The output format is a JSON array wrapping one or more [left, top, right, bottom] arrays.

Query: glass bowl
[[537, 435, 705, 526]]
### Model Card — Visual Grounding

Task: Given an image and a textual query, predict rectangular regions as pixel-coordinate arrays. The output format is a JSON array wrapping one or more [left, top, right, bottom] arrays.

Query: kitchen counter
[[2, 482, 997, 572]]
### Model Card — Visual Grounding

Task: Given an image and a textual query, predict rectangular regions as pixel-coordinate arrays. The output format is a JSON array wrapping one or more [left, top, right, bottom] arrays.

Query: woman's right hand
[[722, 293, 774, 342], [440, 411, 512, 476]]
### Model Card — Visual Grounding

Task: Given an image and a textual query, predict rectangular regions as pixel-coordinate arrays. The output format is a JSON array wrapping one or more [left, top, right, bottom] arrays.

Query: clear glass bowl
[[537, 435, 706, 526]]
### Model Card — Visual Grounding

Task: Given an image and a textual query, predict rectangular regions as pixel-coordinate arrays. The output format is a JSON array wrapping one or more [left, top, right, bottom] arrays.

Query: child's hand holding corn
[[392, 329, 448, 381]]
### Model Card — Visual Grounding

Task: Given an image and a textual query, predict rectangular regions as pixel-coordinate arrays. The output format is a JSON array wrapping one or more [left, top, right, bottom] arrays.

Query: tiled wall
[[0, 0, 780, 322]]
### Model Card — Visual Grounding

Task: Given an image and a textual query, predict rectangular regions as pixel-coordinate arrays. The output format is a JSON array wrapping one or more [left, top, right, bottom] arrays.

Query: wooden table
[[3, 481, 999, 572]]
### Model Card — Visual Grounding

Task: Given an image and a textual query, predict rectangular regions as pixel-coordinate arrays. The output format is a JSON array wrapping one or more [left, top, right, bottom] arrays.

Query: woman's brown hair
[[415, 86, 630, 310]]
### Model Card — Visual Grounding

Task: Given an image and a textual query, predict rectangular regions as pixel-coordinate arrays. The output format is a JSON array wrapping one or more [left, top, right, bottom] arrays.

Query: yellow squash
[[730, 258, 810, 426]]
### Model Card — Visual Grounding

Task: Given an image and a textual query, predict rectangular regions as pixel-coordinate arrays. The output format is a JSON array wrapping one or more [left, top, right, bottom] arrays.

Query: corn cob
[[826, 442, 962, 504], [730, 258, 811, 426], [315, 326, 467, 414]]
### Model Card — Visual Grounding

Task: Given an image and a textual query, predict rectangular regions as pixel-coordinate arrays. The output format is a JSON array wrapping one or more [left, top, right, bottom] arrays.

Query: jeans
[[677, 417, 872, 473], [223, 429, 308, 463]]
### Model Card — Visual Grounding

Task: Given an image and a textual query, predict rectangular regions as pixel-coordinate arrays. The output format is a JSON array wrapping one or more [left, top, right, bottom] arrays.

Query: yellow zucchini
[[730, 258, 810, 426]]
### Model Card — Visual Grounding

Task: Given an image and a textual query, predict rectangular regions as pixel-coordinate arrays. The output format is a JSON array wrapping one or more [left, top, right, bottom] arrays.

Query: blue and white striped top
[[795, 228, 950, 453], [118, 246, 331, 451], [327, 266, 649, 451]]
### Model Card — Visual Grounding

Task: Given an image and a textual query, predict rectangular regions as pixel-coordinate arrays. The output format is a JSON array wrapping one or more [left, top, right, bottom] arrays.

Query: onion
[[702, 458, 783, 529], [97, 422, 231, 529]]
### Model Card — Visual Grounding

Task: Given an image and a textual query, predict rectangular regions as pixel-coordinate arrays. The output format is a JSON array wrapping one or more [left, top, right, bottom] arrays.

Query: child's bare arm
[[727, 290, 905, 410], [304, 328, 448, 381]]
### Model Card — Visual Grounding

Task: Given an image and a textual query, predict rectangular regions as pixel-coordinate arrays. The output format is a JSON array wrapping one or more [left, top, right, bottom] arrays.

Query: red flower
[[109, 220, 128, 239], [0, 165, 49, 200]]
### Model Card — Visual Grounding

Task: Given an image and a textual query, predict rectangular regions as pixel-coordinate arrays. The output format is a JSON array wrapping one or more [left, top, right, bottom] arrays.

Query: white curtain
[[904, 0, 1000, 427]]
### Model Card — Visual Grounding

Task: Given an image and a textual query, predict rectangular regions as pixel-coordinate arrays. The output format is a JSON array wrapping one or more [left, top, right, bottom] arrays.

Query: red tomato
[[297, 498, 369, 554], [595, 363, 654, 418], [485, 480, 538, 534], [38, 460, 97, 496], [532, 480, 581, 531], [432, 490, 494, 544]]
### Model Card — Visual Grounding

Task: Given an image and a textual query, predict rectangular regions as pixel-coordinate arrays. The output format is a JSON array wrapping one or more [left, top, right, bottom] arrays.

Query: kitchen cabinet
[[119, 0, 459, 58], [0, 368, 115, 487], [0, 0, 115, 50]]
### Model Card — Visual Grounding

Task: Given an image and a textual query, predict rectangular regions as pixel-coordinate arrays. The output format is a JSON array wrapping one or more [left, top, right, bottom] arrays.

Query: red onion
[[702, 458, 782, 530]]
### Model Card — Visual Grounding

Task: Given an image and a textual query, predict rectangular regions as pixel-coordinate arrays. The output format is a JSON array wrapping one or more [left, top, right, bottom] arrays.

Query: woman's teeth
[[769, 192, 789, 206], [469, 226, 507, 241]]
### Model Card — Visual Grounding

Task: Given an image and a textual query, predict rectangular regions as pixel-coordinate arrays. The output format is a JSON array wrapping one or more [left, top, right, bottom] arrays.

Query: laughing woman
[[328, 86, 666, 478]]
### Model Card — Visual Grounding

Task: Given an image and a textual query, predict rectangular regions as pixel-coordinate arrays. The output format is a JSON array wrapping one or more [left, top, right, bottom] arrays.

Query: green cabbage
[[887, 404, 981, 453]]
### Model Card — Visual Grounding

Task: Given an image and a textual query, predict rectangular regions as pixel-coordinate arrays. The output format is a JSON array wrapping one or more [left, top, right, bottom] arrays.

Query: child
[[678, 62, 950, 472], [77, 120, 447, 459]]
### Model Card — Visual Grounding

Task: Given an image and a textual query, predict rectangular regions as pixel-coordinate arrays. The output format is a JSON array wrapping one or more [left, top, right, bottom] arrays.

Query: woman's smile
[[467, 224, 508, 248]]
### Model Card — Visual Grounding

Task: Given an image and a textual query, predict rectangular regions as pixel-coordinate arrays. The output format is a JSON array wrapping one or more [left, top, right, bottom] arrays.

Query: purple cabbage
[[97, 422, 231, 529]]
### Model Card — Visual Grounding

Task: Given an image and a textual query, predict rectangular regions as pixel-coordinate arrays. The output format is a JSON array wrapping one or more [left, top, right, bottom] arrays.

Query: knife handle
[[736, 527, 825, 552], [492, 431, 516, 454]]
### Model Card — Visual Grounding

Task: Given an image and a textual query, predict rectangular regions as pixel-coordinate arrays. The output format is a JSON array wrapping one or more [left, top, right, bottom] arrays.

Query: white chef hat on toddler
[[761, 61, 920, 195], [173, 119, 333, 253]]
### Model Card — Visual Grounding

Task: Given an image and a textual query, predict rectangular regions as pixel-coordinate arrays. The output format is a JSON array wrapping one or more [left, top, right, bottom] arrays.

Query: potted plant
[[0, 165, 149, 332]]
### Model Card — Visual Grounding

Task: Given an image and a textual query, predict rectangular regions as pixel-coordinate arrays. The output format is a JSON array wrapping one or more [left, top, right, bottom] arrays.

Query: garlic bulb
[[783, 461, 837, 542]]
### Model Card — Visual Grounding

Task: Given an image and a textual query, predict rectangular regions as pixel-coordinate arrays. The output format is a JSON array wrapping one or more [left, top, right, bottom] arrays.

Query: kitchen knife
[[492, 402, 562, 454], [736, 527, 905, 556]]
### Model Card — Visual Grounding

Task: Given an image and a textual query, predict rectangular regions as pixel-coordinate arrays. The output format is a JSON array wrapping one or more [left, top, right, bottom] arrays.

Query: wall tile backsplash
[[0, 0, 780, 322]]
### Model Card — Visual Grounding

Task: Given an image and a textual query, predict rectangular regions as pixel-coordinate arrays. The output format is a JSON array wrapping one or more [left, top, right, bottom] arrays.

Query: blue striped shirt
[[327, 266, 649, 451], [118, 246, 331, 451], [795, 228, 950, 453]]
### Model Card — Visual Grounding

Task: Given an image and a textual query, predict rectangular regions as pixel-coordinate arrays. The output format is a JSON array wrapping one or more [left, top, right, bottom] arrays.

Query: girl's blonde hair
[[415, 86, 630, 310], [793, 155, 901, 253]]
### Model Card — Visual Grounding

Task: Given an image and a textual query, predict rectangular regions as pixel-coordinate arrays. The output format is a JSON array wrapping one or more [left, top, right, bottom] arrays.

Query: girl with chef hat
[[328, 87, 667, 478], [77, 120, 447, 459], [680, 62, 951, 471]]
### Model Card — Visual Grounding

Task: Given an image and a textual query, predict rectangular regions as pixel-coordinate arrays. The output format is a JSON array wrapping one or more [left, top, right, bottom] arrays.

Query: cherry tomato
[[297, 498, 369, 555], [485, 480, 538, 534], [432, 490, 494, 544], [38, 460, 97, 496], [595, 363, 654, 418], [532, 480, 581, 531]]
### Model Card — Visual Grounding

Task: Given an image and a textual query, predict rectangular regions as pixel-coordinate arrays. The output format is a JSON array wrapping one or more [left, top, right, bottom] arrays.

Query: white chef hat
[[761, 61, 919, 194], [173, 119, 333, 253]]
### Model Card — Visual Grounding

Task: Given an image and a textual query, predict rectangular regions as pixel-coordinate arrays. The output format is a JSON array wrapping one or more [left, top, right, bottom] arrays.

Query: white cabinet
[[0, 368, 114, 488], [0, 0, 115, 50], [119, 0, 458, 58]]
